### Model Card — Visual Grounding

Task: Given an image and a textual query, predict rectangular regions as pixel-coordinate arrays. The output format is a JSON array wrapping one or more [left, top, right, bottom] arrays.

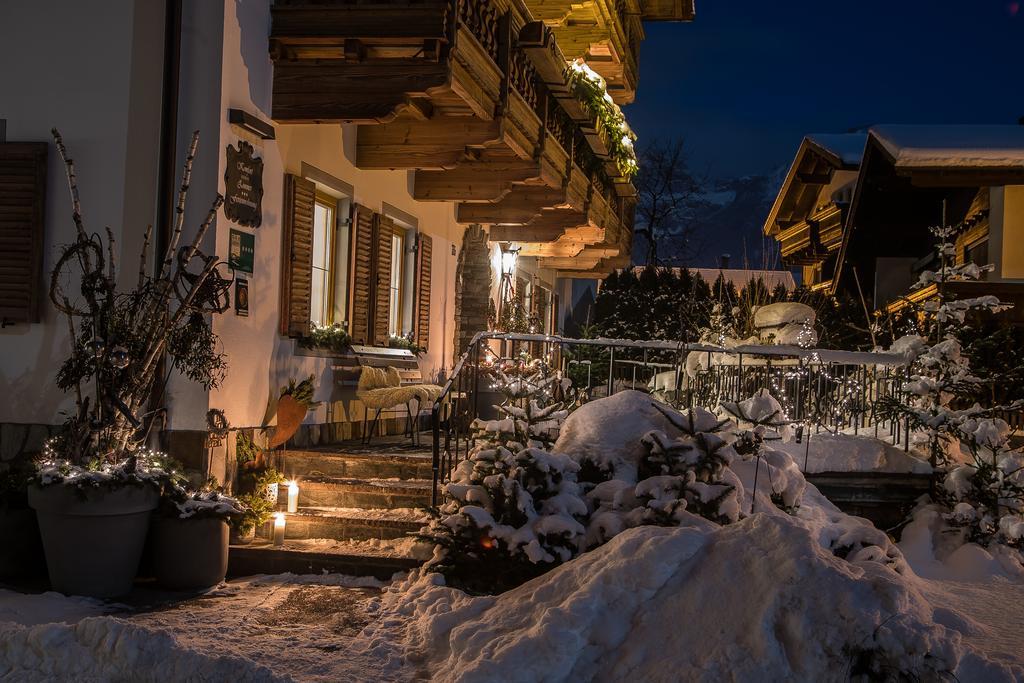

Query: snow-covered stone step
[[278, 506, 428, 541], [278, 447, 433, 481], [228, 543, 421, 580], [279, 477, 434, 509]]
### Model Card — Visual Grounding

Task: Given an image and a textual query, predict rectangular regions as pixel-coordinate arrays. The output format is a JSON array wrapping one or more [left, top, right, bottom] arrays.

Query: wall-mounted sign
[[229, 228, 255, 274], [235, 278, 249, 317], [224, 140, 264, 227]]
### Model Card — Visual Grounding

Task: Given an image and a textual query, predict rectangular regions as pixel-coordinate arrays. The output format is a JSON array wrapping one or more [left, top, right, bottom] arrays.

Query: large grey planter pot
[[0, 507, 46, 580], [28, 484, 159, 598], [151, 516, 229, 590]]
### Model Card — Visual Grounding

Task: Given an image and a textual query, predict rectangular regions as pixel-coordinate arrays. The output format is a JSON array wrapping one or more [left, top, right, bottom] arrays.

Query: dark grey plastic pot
[[151, 516, 229, 590], [28, 484, 159, 598], [0, 506, 46, 580]]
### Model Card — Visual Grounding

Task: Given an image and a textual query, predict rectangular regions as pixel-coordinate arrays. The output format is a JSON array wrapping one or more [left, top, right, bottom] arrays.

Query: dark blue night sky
[[629, 0, 1024, 180]]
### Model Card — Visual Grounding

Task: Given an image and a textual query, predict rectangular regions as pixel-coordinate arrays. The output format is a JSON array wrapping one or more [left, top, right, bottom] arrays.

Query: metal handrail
[[429, 332, 912, 506]]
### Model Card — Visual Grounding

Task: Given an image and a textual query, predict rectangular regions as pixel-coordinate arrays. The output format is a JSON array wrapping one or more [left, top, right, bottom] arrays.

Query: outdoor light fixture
[[273, 512, 286, 546], [228, 108, 276, 140], [287, 481, 299, 513], [500, 244, 520, 275]]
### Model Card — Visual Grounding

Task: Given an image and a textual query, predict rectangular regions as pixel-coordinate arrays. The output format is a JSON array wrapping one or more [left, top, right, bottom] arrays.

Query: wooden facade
[[762, 134, 863, 292], [766, 126, 1024, 317], [270, 0, 692, 278]]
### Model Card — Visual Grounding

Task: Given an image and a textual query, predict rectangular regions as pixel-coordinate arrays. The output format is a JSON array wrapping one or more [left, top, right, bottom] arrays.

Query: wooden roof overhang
[[834, 134, 1024, 297], [764, 138, 857, 270]]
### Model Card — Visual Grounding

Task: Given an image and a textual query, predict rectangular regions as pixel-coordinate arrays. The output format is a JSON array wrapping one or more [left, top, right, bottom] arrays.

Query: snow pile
[[0, 590, 112, 626], [555, 390, 901, 571], [753, 301, 818, 346], [900, 505, 1024, 582], [386, 516, 1021, 682], [554, 390, 686, 482], [775, 432, 932, 474], [0, 617, 282, 682]]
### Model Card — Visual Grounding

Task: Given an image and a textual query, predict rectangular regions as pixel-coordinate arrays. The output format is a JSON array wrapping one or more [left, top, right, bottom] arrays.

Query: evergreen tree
[[420, 359, 586, 593], [876, 223, 1022, 549]]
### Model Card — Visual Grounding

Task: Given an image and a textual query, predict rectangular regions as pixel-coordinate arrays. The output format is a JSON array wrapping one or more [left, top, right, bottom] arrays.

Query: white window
[[310, 194, 335, 326], [388, 230, 405, 337]]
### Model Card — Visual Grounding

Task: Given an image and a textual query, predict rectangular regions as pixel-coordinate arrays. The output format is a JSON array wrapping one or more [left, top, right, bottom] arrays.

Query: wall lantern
[[228, 108, 276, 140], [500, 243, 520, 276]]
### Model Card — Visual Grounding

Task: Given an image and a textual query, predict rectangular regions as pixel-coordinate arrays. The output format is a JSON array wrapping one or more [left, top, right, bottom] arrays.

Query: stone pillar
[[452, 225, 493, 365]]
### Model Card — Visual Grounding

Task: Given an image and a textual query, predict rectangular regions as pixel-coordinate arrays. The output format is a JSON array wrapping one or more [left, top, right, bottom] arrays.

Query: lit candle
[[273, 512, 286, 546], [287, 481, 299, 513]]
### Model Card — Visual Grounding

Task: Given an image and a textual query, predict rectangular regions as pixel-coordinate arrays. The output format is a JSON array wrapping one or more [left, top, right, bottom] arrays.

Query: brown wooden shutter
[[372, 214, 395, 344], [0, 142, 46, 324], [349, 203, 375, 344], [414, 232, 432, 350], [279, 173, 315, 337]]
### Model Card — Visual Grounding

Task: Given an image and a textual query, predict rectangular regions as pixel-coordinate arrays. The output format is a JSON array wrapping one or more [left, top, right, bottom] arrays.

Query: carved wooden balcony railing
[[270, 0, 639, 263], [271, 0, 507, 123]]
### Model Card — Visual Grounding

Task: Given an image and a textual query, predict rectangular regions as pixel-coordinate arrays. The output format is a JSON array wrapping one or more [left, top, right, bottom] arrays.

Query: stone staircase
[[228, 437, 435, 579]]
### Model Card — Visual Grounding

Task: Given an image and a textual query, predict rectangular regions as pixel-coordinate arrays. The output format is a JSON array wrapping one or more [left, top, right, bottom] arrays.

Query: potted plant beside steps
[[30, 129, 229, 598], [151, 490, 243, 590], [29, 449, 176, 598]]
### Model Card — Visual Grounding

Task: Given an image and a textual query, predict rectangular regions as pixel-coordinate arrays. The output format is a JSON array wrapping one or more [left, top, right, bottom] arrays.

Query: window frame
[[310, 190, 338, 327], [388, 227, 406, 337]]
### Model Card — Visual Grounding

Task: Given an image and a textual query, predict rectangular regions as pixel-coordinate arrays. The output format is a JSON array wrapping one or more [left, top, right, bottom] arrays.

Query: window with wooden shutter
[[414, 233, 432, 350], [372, 214, 395, 344], [349, 203, 375, 344], [0, 142, 46, 325], [280, 173, 315, 337]]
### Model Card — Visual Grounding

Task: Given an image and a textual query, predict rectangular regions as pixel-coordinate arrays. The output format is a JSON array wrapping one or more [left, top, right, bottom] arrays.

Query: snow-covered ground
[[2, 392, 1022, 682], [0, 574, 415, 682], [775, 431, 932, 474]]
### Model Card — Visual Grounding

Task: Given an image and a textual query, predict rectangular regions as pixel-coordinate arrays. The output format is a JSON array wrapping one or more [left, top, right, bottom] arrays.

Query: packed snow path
[[0, 575, 418, 682]]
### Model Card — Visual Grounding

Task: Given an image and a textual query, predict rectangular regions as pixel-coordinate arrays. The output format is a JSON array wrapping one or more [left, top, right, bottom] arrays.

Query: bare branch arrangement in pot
[[29, 129, 230, 598]]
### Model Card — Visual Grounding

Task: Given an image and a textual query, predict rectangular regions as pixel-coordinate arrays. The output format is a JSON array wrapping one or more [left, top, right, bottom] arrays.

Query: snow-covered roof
[[805, 133, 866, 168], [870, 124, 1024, 169]]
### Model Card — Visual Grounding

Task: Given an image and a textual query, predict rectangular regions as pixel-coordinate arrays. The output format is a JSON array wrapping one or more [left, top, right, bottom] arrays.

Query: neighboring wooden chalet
[[766, 125, 1024, 319], [763, 133, 865, 292]]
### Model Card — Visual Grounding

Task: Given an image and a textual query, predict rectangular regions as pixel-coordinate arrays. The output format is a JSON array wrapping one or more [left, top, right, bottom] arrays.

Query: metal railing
[[429, 332, 913, 506]]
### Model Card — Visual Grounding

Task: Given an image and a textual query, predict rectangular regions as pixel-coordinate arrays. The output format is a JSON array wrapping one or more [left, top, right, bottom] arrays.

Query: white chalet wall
[[0, 0, 164, 425]]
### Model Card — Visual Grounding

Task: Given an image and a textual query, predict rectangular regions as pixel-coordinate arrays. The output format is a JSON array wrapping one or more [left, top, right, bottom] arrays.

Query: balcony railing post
[[607, 346, 616, 397]]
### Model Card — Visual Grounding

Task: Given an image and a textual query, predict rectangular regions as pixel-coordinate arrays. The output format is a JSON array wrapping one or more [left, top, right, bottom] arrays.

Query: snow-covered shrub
[[875, 222, 1024, 567], [938, 432, 1024, 548], [421, 356, 584, 592]]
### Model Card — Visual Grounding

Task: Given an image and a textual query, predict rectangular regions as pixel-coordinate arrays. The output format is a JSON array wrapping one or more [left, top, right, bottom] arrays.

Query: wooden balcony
[[520, 0, 643, 104], [271, 0, 637, 264], [271, 0, 506, 123]]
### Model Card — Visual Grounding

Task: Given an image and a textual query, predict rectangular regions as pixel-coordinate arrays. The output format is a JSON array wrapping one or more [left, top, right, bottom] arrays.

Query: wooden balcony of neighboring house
[[886, 280, 1024, 323], [777, 203, 845, 267]]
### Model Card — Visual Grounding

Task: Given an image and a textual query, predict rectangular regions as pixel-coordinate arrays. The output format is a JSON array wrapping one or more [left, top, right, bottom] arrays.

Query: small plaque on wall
[[224, 140, 264, 227], [235, 278, 249, 317], [229, 228, 255, 274]]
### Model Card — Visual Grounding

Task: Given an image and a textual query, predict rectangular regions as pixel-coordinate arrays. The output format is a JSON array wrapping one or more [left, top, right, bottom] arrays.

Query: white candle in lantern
[[287, 481, 299, 513], [273, 512, 286, 546]]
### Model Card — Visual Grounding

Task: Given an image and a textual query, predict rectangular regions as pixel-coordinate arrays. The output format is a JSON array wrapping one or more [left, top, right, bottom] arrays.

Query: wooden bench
[[332, 345, 440, 443]]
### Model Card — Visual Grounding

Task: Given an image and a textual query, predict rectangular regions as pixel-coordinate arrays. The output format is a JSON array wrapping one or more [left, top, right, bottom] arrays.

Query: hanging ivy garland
[[566, 58, 638, 179]]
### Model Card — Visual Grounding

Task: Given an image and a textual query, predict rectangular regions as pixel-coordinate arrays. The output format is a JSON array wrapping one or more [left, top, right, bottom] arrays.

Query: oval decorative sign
[[224, 140, 264, 228]]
